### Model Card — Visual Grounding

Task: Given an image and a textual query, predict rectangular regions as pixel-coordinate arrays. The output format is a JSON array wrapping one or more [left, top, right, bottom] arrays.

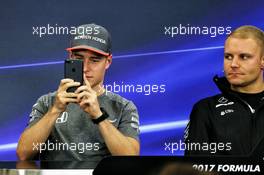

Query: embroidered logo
[[220, 109, 234, 116], [216, 97, 234, 108], [56, 112, 68, 123]]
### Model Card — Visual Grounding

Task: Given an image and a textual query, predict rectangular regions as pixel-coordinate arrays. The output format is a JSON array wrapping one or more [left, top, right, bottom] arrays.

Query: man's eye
[[240, 54, 251, 60], [91, 59, 100, 62], [224, 55, 232, 60]]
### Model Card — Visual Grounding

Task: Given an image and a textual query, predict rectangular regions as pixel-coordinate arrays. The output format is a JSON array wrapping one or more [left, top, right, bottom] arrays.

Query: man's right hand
[[53, 79, 80, 113]]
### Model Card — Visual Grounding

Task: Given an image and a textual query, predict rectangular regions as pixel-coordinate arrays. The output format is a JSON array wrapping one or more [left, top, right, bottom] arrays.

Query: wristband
[[92, 108, 108, 124]]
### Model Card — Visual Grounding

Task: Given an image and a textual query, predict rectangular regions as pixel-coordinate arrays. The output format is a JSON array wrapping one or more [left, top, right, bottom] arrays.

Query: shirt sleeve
[[184, 99, 212, 156], [117, 101, 140, 141], [27, 94, 50, 128]]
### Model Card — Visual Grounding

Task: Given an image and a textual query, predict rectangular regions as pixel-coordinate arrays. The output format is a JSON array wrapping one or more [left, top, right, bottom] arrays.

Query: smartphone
[[64, 59, 83, 92]]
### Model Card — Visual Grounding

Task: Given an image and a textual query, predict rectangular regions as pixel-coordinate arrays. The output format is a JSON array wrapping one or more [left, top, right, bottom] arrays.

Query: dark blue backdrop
[[0, 0, 264, 160]]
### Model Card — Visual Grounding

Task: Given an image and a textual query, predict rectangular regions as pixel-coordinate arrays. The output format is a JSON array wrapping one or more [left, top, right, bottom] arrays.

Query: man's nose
[[231, 56, 240, 68], [83, 58, 91, 72]]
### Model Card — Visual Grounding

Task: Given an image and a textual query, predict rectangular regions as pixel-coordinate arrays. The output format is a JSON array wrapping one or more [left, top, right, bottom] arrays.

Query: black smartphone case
[[64, 59, 83, 92]]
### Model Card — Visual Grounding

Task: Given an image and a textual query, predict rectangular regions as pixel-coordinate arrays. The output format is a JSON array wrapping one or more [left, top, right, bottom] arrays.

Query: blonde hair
[[227, 25, 264, 54]]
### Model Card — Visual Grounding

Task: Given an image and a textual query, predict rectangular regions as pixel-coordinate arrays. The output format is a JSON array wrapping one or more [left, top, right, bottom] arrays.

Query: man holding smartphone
[[184, 25, 264, 156], [16, 24, 140, 163]]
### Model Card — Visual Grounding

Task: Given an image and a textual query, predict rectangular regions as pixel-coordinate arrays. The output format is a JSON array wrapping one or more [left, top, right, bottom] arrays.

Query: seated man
[[185, 25, 264, 155], [16, 24, 140, 163]]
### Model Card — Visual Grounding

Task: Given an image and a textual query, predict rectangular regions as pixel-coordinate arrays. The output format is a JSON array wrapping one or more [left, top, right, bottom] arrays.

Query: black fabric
[[232, 90, 264, 110], [184, 75, 264, 156]]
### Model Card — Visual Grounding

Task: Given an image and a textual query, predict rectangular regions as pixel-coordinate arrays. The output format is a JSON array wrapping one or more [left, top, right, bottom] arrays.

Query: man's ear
[[105, 54, 112, 69], [261, 55, 264, 70], [68, 51, 74, 59]]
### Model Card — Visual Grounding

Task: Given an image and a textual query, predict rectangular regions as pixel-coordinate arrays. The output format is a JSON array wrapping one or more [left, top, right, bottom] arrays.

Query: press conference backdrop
[[0, 0, 263, 160]]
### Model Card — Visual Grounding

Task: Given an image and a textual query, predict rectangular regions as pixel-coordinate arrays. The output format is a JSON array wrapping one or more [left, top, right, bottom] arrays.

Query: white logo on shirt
[[216, 102, 234, 108], [220, 109, 234, 116], [218, 97, 228, 103], [56, 112, 68, 123], [216, 97, 234, 108]]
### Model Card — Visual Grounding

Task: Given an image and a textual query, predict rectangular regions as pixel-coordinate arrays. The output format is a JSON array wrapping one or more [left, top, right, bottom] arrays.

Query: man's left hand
[[75, 74, 102, 119]]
